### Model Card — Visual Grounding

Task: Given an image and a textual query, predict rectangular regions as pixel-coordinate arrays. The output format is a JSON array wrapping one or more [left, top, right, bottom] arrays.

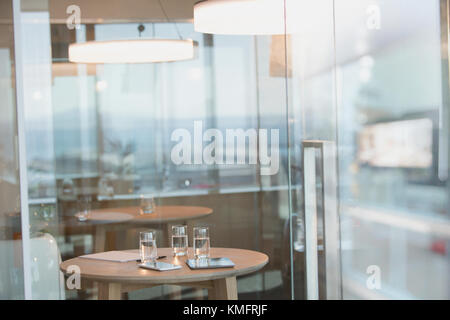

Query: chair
[[0, 233, 65, 299], [29, 233, 65, 299]]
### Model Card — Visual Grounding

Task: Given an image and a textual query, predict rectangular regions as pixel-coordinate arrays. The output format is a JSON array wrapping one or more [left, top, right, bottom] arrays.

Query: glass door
[[7, 0, 449, 300], [335, 0, 450, 300], [284, 0, 340, 300], [0, 0, 27, 299], [287, 0, 450, 299], [12, 0, 293, 300]]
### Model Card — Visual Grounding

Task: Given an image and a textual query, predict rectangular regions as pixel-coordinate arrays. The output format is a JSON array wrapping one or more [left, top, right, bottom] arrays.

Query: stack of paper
[[80, 251, 140, 262]]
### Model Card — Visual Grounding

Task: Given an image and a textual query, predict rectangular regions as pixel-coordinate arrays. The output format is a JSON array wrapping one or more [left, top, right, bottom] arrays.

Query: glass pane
[[287, 0, 450, 300], [335, 0, 450, 299], [286, 1, 338, 299], [16, 0, 292, 300], [0, 0, 24, 299]]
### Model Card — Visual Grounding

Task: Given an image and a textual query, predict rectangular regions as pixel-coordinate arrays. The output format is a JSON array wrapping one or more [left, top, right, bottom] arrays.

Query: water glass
[[140, 231, 157, 263], [193, 226, 210, 259], [172, 225, 188, 256], [140, 194, 156, 214], [76, 196, 91, 222]]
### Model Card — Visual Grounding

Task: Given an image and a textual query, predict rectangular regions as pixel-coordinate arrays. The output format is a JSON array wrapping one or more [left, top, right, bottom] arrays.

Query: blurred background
[[0, 0, 449, 300]]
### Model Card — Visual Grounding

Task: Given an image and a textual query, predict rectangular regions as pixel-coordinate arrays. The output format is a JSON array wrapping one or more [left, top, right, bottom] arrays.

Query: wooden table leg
[[193, 288, 205, 299], [167, 285, 183, 300], [208, 277, 238, 300], [105, 226, 117, 251], [98, 282, 122, 300], [94, 225, 106, 253]]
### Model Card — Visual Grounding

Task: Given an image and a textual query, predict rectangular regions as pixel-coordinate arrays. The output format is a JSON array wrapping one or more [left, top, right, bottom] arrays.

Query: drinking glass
[[140, 194, 156, 214], [193, 226, 210, 259], [139, 231, 157, 263], [76, 195, 91, 222], [98, 176, 114, 197], [172, 225, 188, 256], [62, 178, 75, 196]]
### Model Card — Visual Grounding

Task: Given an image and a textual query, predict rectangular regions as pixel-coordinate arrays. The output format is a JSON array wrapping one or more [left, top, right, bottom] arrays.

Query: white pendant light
[[194, 0, 301, 35], [69, 0, 195, 64], [68, 39, 195, 64]]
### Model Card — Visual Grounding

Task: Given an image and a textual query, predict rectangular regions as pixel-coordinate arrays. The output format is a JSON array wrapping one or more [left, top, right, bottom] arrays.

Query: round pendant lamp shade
[[194, 0, 300, 35], [68, 39, 196, 64]]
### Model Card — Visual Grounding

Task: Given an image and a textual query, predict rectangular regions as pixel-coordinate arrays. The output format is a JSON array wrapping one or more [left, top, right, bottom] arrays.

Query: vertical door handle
[[302, 140, 341, 300]]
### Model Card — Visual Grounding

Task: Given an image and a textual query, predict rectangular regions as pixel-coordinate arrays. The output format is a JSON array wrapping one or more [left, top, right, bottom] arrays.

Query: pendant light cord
[[157, 0, 183, 40], [138, 24, 145, 37]]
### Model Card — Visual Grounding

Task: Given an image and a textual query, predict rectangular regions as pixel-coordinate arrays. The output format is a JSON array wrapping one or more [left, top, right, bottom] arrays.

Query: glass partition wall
[[332, 0, 450, 299], [14, 0, 293, 299], [287, 0, 450, 299], [3, 0, 450, 300], [0, 0, 26, 300]]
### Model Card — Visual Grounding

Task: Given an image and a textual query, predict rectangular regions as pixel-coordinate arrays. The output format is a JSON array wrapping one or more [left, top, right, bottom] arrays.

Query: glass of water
[[76, 195, 91, 222], [193, 226, 210, 259], [172, 225, 188, 257], [139, 194, 156, 214], [139, 231, 157, 263]]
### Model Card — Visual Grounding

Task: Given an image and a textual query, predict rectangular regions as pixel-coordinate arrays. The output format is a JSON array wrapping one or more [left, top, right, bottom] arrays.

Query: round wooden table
[[87, 205, 213, 225], [60, 247, 268, 300], [75, 206, 213, 251]]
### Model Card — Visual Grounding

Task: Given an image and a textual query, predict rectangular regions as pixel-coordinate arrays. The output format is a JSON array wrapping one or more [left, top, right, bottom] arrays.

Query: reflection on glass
[[19, 0, 450, 302], [139, 194, 156, 215], [285, 0, 450, 300], [17, 16, 292, 300], [357, 118, 433, 168], [76, 196, 91, 222], [62, 178, 75, 196], [0, 0, 24, 299]]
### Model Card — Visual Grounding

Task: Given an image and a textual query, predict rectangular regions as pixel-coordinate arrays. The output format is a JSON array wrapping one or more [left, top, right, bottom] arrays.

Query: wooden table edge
[[60, 249, 268, 285], [87, 206, 213, 224], [126, 211, 213, 224], [60, 260, 268, 285]]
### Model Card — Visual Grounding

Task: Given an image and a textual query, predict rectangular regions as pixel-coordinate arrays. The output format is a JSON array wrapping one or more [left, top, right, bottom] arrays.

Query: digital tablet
[[138, 261, 182, 271], [186, 257, 235, 269]]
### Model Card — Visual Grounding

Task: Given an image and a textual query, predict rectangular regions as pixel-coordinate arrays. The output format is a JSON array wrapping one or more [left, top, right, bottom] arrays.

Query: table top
[[77, 211, 134, 224], [73, 205, 213, 225], [32, 214, 123, 233], [60, 247, 268, 285]]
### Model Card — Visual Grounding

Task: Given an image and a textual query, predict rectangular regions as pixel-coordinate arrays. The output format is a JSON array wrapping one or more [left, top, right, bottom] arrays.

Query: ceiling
[[47, 0, 197, 24], [286, 0, 440, 77], [3, 0, 442, 75]]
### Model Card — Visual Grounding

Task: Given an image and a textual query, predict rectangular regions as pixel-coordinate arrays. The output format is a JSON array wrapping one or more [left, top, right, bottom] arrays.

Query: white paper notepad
[[80, 251, 140, 262]]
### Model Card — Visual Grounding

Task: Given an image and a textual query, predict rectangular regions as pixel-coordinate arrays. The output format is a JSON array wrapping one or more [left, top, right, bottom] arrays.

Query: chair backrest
[[0, 237, 24, 299], [29, 233, 65, 300], [0, 233, 65, 299]]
